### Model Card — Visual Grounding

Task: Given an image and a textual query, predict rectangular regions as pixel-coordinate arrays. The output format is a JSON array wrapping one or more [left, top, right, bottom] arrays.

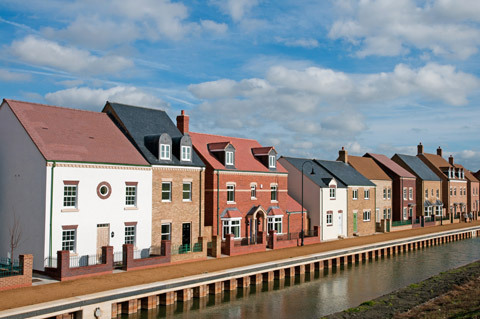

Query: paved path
[[1, 221, 479, 311]]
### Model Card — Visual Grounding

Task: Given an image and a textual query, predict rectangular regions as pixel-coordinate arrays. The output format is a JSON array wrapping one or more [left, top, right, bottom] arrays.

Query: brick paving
[[0, 221, 479, 311]]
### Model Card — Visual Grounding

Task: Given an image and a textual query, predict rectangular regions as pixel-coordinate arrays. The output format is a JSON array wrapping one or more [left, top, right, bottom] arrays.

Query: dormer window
[[226, 151, 234, 166], [160, 144, 171, 160], [269, 155, 276, 168], [181, 145, 191, 161]]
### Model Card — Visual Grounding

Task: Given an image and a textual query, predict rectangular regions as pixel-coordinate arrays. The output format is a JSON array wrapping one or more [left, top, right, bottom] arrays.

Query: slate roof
[[365, 153, 416, 178], [315, 159, 376, 187], [189, 132, 287, 172], [281, 156, 347, 188], [3, 99, 148, 165], [348, 155, 391, 181], [103, 102, 204, 167], [394, 154, 440, 181]]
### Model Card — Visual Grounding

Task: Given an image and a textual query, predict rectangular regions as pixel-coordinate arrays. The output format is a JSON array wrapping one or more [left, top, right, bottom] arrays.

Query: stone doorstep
[[1, 225, 479, 319]]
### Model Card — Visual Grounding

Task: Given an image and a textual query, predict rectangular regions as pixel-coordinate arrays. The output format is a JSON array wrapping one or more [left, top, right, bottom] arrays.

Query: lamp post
[[301, 160, 315, 246]]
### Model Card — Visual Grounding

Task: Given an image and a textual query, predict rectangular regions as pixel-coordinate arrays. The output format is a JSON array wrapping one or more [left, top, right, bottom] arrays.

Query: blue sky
[[1, 0, 480, 169]]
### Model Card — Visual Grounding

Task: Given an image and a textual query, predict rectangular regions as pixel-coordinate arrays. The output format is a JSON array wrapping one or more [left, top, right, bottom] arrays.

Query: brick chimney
[[176, 110, 189, 134], [417, 142, 424, 155], [338, 147, 348, 163], [437, 146, 442, 157], [449, 155, 454, 166]]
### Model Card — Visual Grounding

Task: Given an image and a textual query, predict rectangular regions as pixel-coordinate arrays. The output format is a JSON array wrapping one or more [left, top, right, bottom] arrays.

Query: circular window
[[97, 182, 112, 199]]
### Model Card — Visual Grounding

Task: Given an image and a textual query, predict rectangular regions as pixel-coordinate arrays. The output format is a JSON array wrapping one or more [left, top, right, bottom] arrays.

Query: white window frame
[[329, 187, 336, 199], [62, 229, 76, 252], [364, 189, 370, 199], [125, 185, 137, 207], [181, 145, 192, 161], [251, 184, 257, 199], [226, 151, 234, 165], [125, 225, 136, 245], [271, 185, 278, 202], [227, 184, 235, 203], [352, 189, 358, 200], [363, 210, 371, 221], [63, 184, 78, 208], [425, 189, 428, 199], [403, 207, 408, 220], [162, 182, 172, 202], [383, 188, 387, 200], [409, 188, 413, 200], [387, 188, 391, 199], [326, 212, 333, 225], [222, 218, 241, 239], [403, 188, 407, 200], [268, 155, 276, 168], [182, 182, 192, 201], [161, 223, 171, 240], [267, 216, 283, 233], [160, 144, 171, 160]]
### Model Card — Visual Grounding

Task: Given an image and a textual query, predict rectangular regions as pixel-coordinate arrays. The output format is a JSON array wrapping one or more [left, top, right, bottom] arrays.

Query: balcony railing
[[392, 220, 412, 227]]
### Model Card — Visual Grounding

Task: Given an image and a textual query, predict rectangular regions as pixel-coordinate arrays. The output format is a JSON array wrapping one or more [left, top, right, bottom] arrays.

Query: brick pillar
[[209, 282, 223, 294], [141, 296, 156, 309], [269, 230, 277, 249], [275, 268, 285, 279], [111, 303, 118, 317], [199, 236, 208, 256], [161, 240, 171, 259], [356, 253, 362, 262], [101, 246, 113, 268], [306, 263, 316, 273], [258, 231, 267, 245], [225, 234, 234, 256], [160, 292, 175, 305], [263, 271, 274, 282], [238, 276, 250, 288], [122, 299, 138, 314], [57, 250, 70, 280], [19, 254, 33, 284], [326, 259, 333, 268], [194, 285, 208, 298], [122, 244, 134, 271], [251, 273, 263, 285], [177, 288, 193, 301], [286, 267, 296, 277], [212, 235, 221, 258], [296, 264, 305, 274], [224, 279, 237, 290]]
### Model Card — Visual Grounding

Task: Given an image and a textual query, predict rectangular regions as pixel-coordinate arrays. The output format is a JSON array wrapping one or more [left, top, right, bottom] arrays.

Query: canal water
[[127, 237, 480, 319]]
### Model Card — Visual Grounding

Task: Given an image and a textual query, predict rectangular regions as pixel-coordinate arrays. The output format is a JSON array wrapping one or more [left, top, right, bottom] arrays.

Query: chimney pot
[[417, 142, 424, 155], [437, 147, 442, 157], [449, 155, 454, 166], [338, 147, 348, 163]]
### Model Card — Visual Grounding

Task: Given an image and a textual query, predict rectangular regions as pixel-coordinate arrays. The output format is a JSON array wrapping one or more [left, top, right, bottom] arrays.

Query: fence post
[[19, 254, 33, 282], [268, 230, 276, 249], [161, 240, 171, 260], [226, 234, 234, 255], [198, 236, 208, 255], [102, 246, 114, 268], [211, 235, 221, 258]]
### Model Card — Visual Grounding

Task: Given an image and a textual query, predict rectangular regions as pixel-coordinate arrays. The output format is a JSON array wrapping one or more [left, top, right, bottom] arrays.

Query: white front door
[[338, 213, 343, 236]]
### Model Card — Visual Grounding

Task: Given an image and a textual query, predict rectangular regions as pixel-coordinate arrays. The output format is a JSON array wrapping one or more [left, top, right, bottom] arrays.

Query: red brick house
[[454, 165, 479, 220], [180, 112, 304, 246], [365, 153, 417, 223]]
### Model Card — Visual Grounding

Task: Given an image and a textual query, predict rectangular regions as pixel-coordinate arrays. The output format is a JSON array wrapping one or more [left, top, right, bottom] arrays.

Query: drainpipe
[[216, 170, 220, 236], [49, 161, 56, 261], [198, 168, 203, 236]]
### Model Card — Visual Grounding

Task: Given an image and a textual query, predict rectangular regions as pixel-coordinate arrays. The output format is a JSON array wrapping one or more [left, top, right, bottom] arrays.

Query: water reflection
[[127, 238, 480, 319]]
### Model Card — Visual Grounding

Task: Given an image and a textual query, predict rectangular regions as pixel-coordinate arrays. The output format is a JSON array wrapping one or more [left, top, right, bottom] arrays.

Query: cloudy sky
[[1, 0, 480, 169]]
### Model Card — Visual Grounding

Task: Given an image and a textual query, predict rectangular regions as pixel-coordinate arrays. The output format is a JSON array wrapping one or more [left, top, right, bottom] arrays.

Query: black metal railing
[[0, 258, 22, 278]]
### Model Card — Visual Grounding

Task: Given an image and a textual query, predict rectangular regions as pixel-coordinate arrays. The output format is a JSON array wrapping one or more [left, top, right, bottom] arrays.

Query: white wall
[[0, 102, 47, 270], [320, 184, 348, 241], [44, 163, 152, 264]]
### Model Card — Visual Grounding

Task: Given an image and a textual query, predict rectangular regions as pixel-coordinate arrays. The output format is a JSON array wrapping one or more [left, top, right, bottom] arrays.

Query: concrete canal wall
[[1, 226, 480, 319]]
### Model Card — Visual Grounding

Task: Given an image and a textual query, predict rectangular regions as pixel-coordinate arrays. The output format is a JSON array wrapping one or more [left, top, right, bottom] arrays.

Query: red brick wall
[[122, 241, 171, 271], [222, 234, 266, 256], [392, 177, 416, 221], [0, 255, 32, 291], [205, 170, 291, 238]]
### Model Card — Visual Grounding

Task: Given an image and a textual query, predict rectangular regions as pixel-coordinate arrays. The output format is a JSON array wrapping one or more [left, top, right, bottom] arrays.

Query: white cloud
[[276, 37, 319, 49], [0, 69, 31, 82], [225, 0, 258, 22], [45, 86, 169, 110], [200, 20, 228, 34], [10, 36, 133, 75], [329, 0, 480, 59]]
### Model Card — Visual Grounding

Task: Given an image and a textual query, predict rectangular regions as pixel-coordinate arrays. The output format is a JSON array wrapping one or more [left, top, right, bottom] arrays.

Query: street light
[[301, 160, 315, 246]]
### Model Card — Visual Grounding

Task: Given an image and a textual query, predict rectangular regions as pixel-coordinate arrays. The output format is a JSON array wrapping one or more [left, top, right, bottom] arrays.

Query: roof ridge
[[5, 99, 104, 115], [107, 101, 167, 113], [190, 131, 258, 142]]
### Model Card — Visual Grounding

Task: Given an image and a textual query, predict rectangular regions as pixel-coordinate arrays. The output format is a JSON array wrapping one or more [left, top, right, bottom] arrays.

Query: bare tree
[[8, 211, 22, 270]]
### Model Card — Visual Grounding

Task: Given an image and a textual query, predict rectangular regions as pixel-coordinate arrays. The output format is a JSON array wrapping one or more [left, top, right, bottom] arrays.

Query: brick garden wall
[[0, 255, 32, 291]]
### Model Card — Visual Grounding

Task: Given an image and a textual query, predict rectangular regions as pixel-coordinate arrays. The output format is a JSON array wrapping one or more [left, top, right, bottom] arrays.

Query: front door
[[353, 212, 357, 233], [96, 224, 110, 255], [182, 223, 191, 250], [338, 213, 343, 236]]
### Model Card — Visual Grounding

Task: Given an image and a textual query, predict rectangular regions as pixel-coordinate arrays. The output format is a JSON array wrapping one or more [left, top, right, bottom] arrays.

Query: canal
[[127, 237, 480, 319]]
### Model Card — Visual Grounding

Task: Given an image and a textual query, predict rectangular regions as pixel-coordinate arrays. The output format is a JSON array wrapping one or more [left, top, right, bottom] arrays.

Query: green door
[[353, 212, 358, 233], [386, 220, 390, 232]]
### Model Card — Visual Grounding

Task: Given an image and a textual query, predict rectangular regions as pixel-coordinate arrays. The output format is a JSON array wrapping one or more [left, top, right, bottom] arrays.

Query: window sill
[[271, 200, 278, 203], [251, 197, 257, 200], [61, 208, 79, 212], [330, 198, 336, 200], [227, 201, 236, 204], [124, 207, 138, 211], [182, 199, 192, 202], [326, 224, 333, 227], [162, 200, 172, 203]]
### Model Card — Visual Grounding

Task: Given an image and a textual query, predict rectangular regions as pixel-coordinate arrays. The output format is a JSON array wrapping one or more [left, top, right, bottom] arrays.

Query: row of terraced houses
[[1, 99, 479, 282]]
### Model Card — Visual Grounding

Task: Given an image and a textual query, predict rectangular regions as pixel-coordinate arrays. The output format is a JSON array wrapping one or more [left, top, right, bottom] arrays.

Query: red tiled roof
[[287, 195, 305, 212], [189, 132, 287, 172], [251, 146, 274, 156], [348, 155, 391, 181], [365, 153, 415, 178], [423, 153, 452, 169], [4, 99, 148, 165], [224, 209, 243, 218], [208, 142, 231, 151]]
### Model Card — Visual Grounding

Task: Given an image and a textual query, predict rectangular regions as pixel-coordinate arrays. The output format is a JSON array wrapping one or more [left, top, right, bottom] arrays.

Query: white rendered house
[[0, 99, 152, 270], [279, 157, 348, 241]]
